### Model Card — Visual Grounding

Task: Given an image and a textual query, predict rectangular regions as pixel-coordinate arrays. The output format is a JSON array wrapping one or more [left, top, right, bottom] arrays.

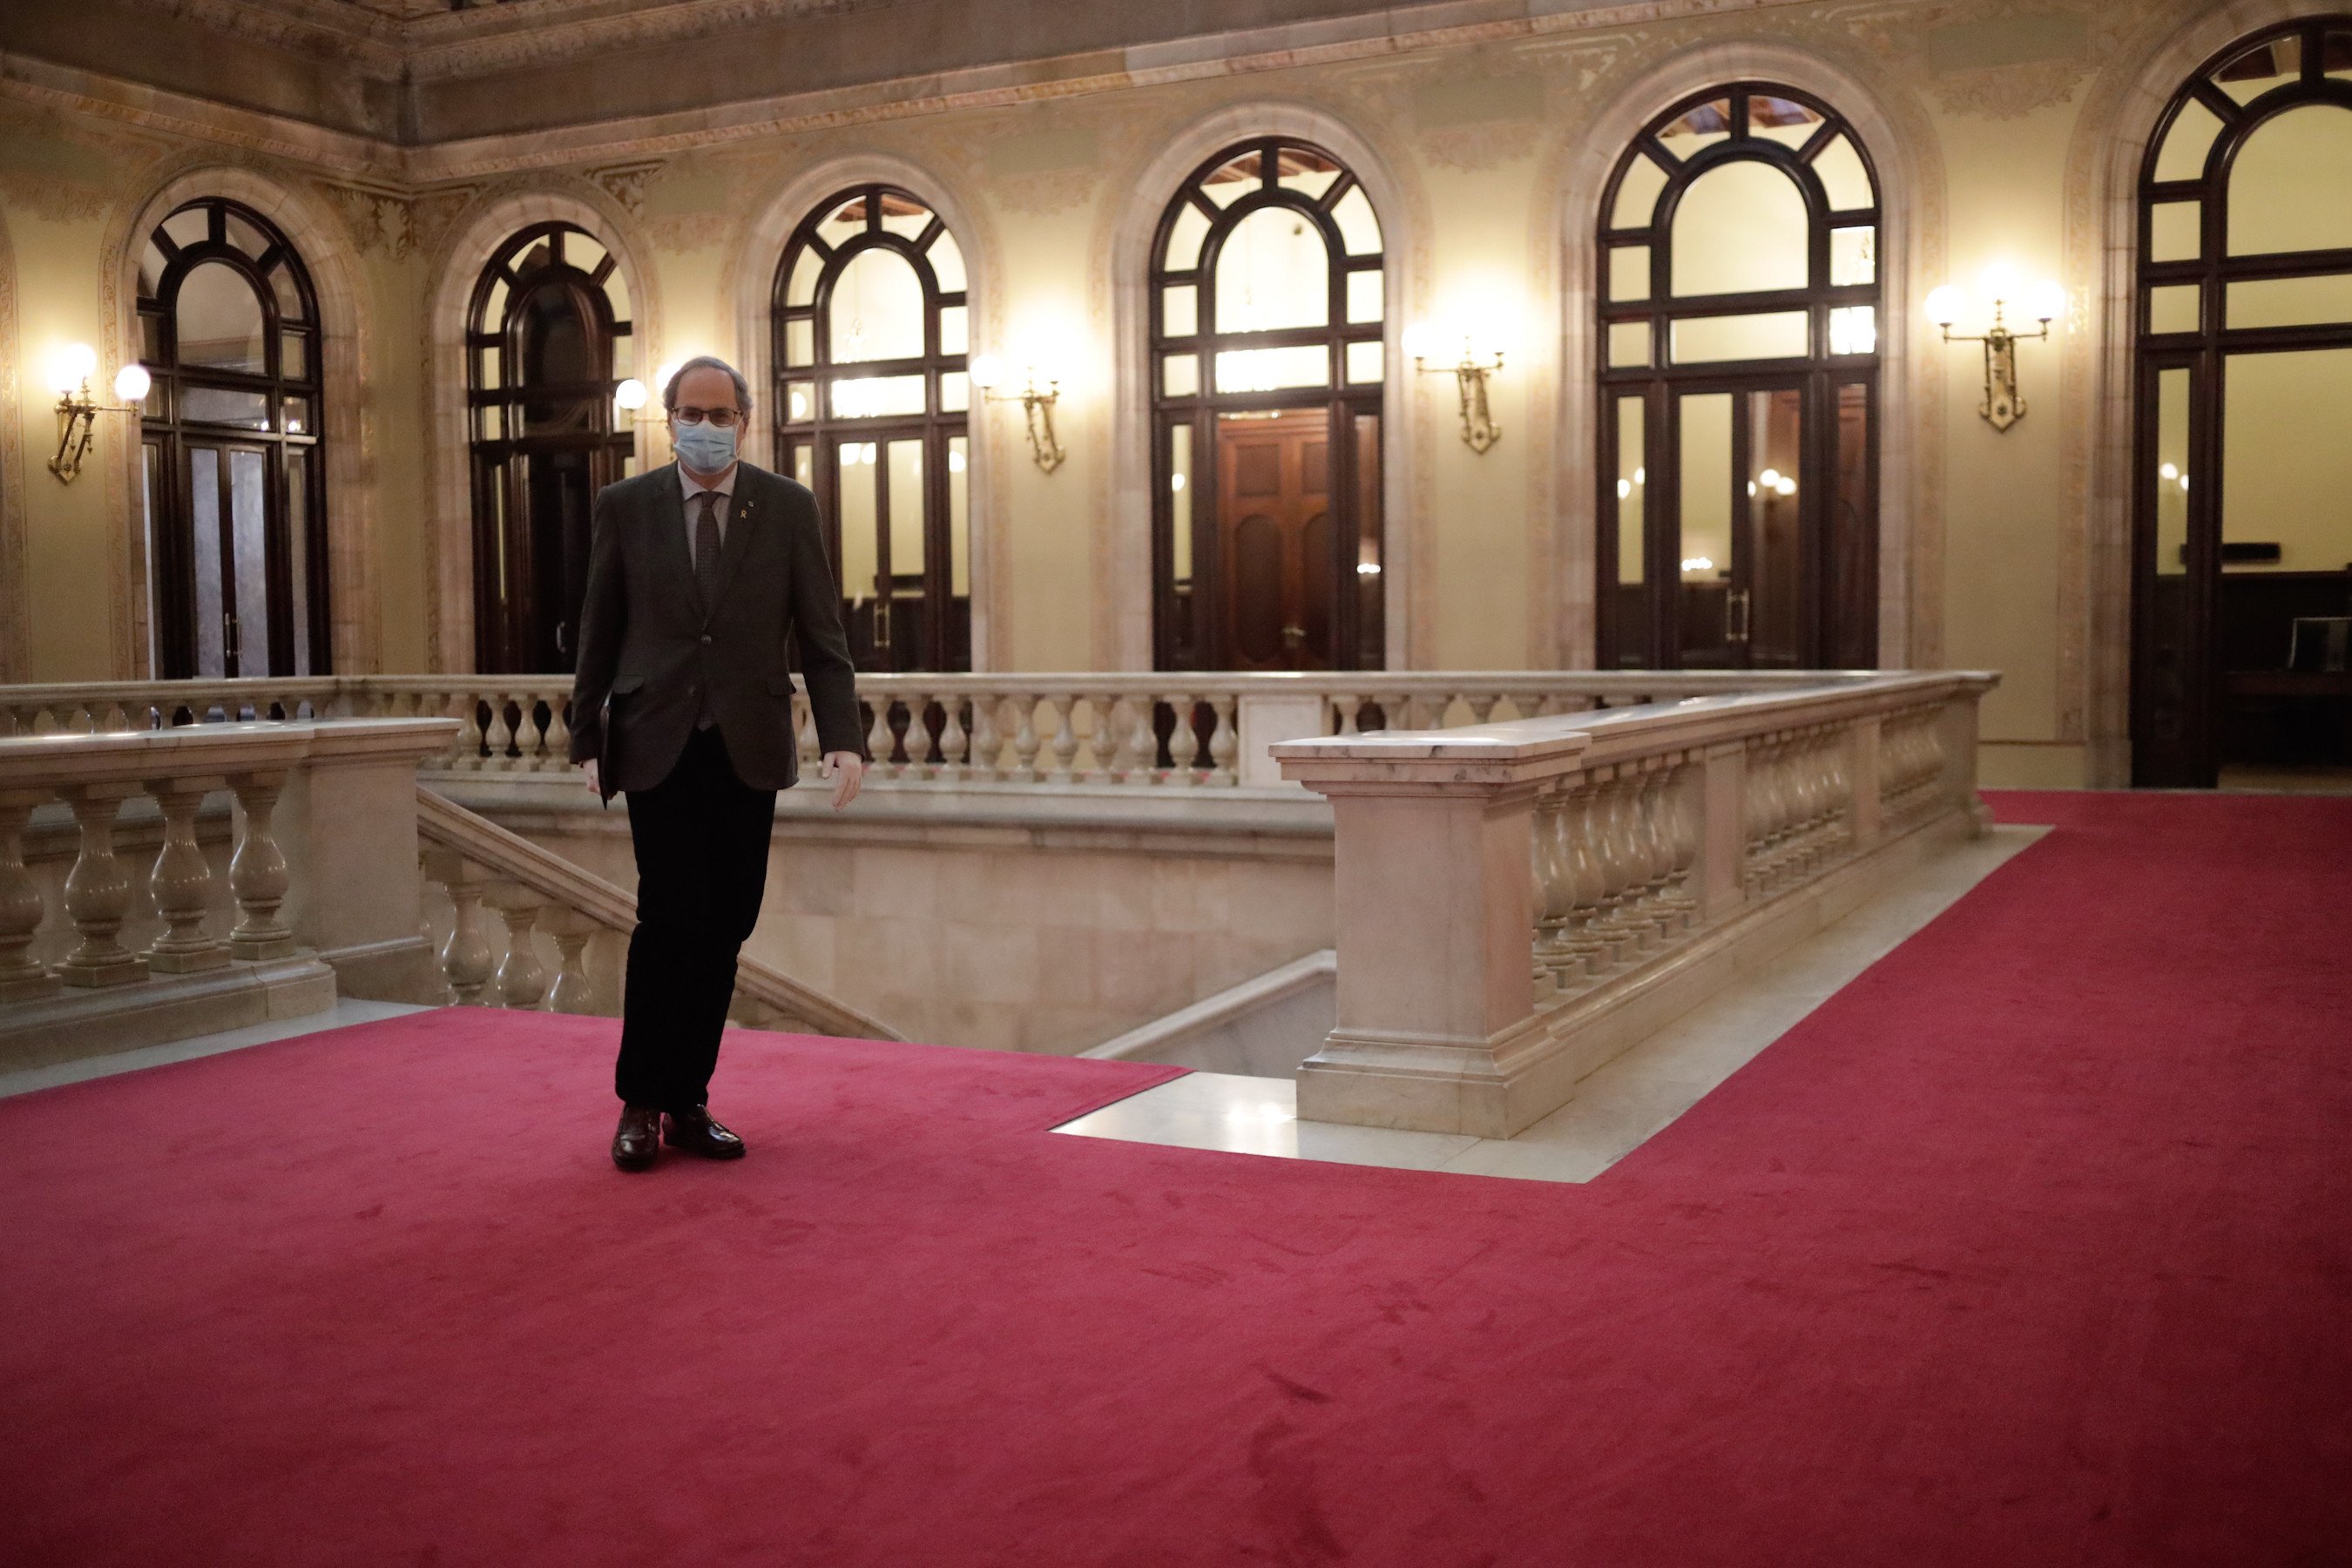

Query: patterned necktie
[[693, 490, 724, 609]]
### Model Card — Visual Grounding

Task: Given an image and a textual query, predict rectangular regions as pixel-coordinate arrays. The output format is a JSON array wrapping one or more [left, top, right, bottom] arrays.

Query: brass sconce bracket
[[48, 382, 141, 484], [1413, 349, 1504, 454], [984, 377, 1067, 474], [1941, 301, 2049, 434]]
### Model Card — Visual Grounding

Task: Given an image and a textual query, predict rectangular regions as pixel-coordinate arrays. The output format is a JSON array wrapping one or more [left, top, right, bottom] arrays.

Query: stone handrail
[[2, 670, 1892, 790], [0, 719, 459, 1016], [1271, 671, 2000, 1138], [414, 786, 899, 1040]]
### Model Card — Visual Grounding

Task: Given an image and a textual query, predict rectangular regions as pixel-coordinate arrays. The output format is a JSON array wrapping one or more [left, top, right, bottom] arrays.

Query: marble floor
[[0, 998, 429, 1101], [1054, 824, 2049, 1183]]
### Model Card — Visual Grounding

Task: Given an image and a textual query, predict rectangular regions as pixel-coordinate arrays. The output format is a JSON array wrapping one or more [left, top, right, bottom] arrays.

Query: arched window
[[1597, 85, 1882, 671], [2132, 18, 2352, 787], [1150, 139, 1386, 672], [467, 222, 636, 673], [772, 186, 970, 672], [136, 198, 328, 678]]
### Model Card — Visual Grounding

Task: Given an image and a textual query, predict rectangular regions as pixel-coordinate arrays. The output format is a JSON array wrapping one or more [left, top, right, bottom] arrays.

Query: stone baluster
[[226, 770, 296, 961], [1611, 770, 1662, 950], [904, 693, 939, 780], [797, 695, 821, 769], [1090, 694, 1125, 781], [1206, 695, 1239, 786], [1531, 783, 1577, 983], [57, 781, 145, 988], [482, 695, 516, 770], [0, 788, 56, 1000], [970, 696, 1001, 778], [1333, 693, 1363, 736], [1010, 696, 1044, 782], [1663, 762, 1701, 929], [145, 775, 231, 974], [541, 698, 572, 774], [936, 698, 970, 781], [1465, 693, 1497, 726], [453, 691, 486, 770], [1126, 698, 1159, 786], [1586, 771, 1638, 964], [1634, 764, 1677, 938], [864, 698, 896, 779], [422, 851, 495, 1005], [1163, 694, 1198, 784], [486, 883, 549, 1010], [1046, 694, 1080, 783], [1559, 781, 1612, 977], [1741, 742, 1773, 895], [542, 908, 598, 1015], [507, 693, 543, 772]]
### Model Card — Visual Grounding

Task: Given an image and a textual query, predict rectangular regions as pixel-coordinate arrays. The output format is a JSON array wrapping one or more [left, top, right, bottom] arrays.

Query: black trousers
[[615, 726, 777, 1112]]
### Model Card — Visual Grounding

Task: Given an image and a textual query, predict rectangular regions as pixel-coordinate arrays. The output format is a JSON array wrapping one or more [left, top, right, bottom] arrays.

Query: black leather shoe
[[612, 1104, 661, 1172], [664, 1105, 747, 1159]]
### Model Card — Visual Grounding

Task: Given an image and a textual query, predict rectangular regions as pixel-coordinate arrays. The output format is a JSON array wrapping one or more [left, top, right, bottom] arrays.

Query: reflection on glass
[[1672, 161, 1807, 295], [182, 388, 271, 428], [1658, 98, 1732, 152], [1213, 344, 1328, 392], [1747, 389, 1805, 666], [2221, 348, 2352, 576], [2227, 105, 2352, 255], [940, 304, 969, 356], [191, 448, 225, 676], [2155, 368, 2190, 579], [940, 371, 970, 414], [281, 331, 307, 381], [1749, 95, 1824, 148], [929, 230, 967, 294], [286, 449, 311, 674], [1832, 382, 1875, 669], [1828, 306, 1876, 355], [2217, 34, 2300, 103], [177, 263, 267, 374], [1215, 206, 1330, 332], [1329, 186, 1382, 255], [230, 449, 272, 676], [829, 374, 927, 419], [1170, 422, 1194, 585], [838, 441, 879, 606], [1615, 396, 1646, 588], [1671, 311, 1808, 362], [828, 247, 927, 362], [1830, 226, 1875, 287], [163, 208, 208, 251], [887, 439, 926, 604], [948, 436, 970, 599], [787, 247, 823, 307], [1678, 391, 1734, 666], [1355, 413, 1383, 668]]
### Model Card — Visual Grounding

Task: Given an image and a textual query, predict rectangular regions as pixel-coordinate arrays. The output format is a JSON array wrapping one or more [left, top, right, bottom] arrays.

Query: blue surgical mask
[[673, 417, 738, 473]]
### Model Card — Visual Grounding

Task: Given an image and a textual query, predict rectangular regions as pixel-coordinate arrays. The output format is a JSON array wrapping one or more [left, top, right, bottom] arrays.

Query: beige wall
[[0, 0, 2296, 790]]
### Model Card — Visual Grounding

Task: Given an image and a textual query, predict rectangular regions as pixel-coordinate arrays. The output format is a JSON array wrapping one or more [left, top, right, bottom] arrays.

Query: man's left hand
[[821, 751, 864, 810]]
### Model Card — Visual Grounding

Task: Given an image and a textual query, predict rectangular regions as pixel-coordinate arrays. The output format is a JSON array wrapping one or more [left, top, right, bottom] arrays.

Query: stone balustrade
[[1272, 672, 1999, 1139], [0, 718, 460, 1063], [1, 670, 1898, 791]]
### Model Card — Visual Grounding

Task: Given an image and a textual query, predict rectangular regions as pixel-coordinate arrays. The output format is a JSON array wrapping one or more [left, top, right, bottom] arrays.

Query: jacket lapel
[[652, 464, 700, 611]]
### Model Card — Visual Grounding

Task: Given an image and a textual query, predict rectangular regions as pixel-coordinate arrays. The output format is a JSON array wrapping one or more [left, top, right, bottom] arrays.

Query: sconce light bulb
[[1774, 476, 1797, 497], [1978, 261, 2018, 308], [49, 342, 98, 395], [970, 353, 1004, 391], [1925, 286, 1963, 329], [1633, 467, 1646, 486], [113, 363, 152, 405], [613, 377, 648, 412], [1616, 478, 1632, 500], [1170, 471, 1186, 493], [1759, 468, 1781, 488], [2025, 279, 2067, 325], [2159, 462, 2180, 481]]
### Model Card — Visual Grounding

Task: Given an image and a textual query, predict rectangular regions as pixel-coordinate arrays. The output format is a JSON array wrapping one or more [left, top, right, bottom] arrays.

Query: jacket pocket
[[610, 674, 646, 694]]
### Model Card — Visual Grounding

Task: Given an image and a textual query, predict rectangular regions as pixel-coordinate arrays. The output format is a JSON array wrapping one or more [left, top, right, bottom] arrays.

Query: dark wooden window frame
[[770, 184, 971, 674], [1595, 83, 1883, 671], [137, 197, 329, 679], [1148, 137, 1387, 672], [464, 221, 634, 673], [2130, 17, 2352, 786]]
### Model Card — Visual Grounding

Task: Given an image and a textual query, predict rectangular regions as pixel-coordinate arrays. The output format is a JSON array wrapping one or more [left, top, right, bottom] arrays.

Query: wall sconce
[[970, 355, 1066, 474], [1404, 324, 1504, 455], [614, 377, 649, 416], [46, 345, 149, 484], [1927, 268, 2065, 433]]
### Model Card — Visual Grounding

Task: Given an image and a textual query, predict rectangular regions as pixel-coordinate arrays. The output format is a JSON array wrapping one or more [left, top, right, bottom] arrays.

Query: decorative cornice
[[112, 0, 403, 68], [401, 0, 877, 83]]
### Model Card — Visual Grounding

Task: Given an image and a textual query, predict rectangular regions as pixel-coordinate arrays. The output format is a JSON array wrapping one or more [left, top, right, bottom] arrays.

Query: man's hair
[[663, 355, 753, 414]]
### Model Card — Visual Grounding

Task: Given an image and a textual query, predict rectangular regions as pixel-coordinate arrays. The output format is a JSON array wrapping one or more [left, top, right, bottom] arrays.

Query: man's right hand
[[581, 759, 600, 796]]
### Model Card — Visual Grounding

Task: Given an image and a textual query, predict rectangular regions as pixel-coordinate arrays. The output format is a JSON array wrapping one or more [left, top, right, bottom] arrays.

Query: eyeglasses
[[670, 405, 743, 429]]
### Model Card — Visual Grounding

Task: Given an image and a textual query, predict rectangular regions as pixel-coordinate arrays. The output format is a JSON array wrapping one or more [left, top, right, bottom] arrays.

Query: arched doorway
[[135, 197, 329, 678], [2132, 17, 2352, 787], [1149, 138, 1387, 672], [466, 222, 637, 674], [771, 185, 970, 672], [1595, 84, 1882, 671]]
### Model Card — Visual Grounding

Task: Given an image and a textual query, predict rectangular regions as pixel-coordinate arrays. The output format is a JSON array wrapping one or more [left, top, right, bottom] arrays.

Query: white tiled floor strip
[[1054, 825, 2048, 1183], [0, 999, 430, 1100]]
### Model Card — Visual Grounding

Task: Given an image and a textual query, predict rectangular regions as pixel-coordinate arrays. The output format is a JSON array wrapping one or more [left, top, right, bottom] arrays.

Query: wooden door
[[1216, 409, 1334, 672]]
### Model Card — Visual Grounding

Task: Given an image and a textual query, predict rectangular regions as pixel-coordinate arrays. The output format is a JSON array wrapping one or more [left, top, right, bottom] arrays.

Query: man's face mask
[[672, 415, 739, 472]]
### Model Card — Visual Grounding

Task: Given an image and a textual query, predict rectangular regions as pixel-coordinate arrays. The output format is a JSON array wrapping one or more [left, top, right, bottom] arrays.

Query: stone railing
[[1271, 671, 2000, 1139], [1, 670, 1891, 790], [0, 718, 458, 1059], [414, 786, 897, 1040]]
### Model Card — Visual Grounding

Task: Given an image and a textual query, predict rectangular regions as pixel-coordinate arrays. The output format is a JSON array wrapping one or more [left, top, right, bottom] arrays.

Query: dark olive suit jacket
[[567, 461, 863, 797]]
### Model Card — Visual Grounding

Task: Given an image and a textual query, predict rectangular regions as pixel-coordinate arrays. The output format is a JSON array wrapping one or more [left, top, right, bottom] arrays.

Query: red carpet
[[2, 790, 2348, 1565]]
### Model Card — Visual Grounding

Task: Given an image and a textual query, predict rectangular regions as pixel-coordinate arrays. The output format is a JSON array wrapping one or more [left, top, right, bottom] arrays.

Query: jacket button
[[700, 633, 713, 645]]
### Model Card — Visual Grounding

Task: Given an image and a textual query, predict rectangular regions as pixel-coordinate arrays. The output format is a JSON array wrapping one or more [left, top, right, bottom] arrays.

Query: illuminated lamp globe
[[613, 377, 648, 412], [113, 364, 152, 404]]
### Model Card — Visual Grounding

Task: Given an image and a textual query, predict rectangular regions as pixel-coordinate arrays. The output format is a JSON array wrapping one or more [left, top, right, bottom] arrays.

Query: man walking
[[569, 355, 866, 1171]]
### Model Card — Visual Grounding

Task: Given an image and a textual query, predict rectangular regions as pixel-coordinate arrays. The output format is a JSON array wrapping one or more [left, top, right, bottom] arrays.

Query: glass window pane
[[1830, 382, 1876, 668], [829, 374, 928, 418], [1612, 152, 1669, 230], [791, 443, 813, 487], [1213, 344, 1328, 392], [2216, 34, 2300, 104], [1202, 150, 1265, 206], [1328, 185, 1382, 255], [1163, 202, 1212, 272], [1671, 310, 1808, 362], [1214, 206, 1331, 332], [1673, 160, 1808, 295], [139, 240, 167, 299], [939, 304, 968, 356], [1162, 353, 1200, 398], [1608, 321, 1650, 368], [600, 266, 631, 328], [175, 262, 267, 374], [2149, 202, 2200, 263], [784, 316, 815, 367], [267, 261, 302, 322], [784, 381, 814, 423], [1609, 246, 1651, 303], [1345, 341, 1382, 384], [141, 314, 165, 365], [928, 228, 967, 295], [1749, 95, 1825, 148], [189, 447, 225, 677], [478, 403, 504, 441], [2228, 104, 2352, 254], [2226, 274, 2352, 328], [2154, 98, 2225, 184], [1808, 133, 1874, 211], [1830, 226, 1876, 287], [182, 387, 272, 429], [1677, 392, 1734, 666], [886, 439, 925, 579], [1163, 284, 1199, 337], [229, 449, 271, 675], [787, 246, 824, 307], [1280, 145, 1343, 204], [1746, 389, 1806, 665], [939, 372, 969, 413], [1615, 395, 1646, 587], [2155, 367, 2190, 580], [1345, 269, 1382, 324], [880, 201, 929, 241], [223, 211, 269, 260], [818, 196, 868, 248], [1169, 421, 1194, 585], [828, 247, 927, 362], [1354, 411, 1384, 669], [480, 274, 510, 330], [476, 345, 501, 390], [285, 449, 312, 674], [280, 330, 308, 382], [281, 395, 313, 436], [1658, 98, 1731, 155], [2150, 284, 2200, 334], [1828, 306, 1876, 355], [163, 208, 209, 250], [948, 436, 970, 598], [837, 441, 880, 602], [2222, 348, 2352, 572], [566, 232, 607, 276]]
